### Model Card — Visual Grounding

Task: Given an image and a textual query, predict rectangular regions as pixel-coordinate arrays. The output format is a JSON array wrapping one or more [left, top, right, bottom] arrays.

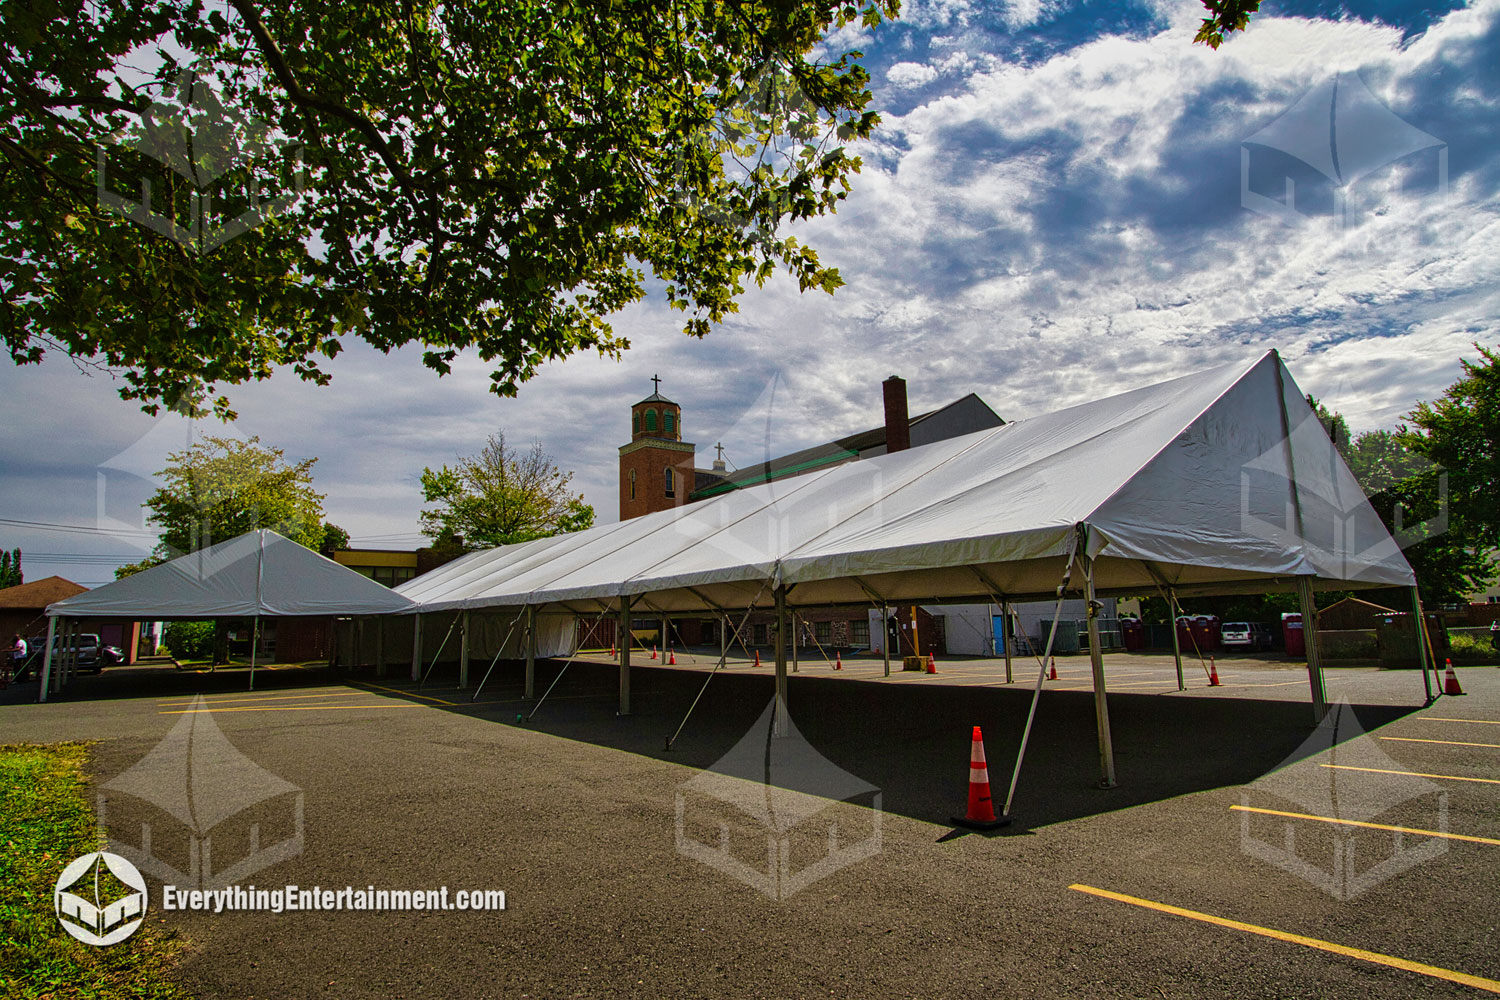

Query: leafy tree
[[1306, 394, 1351, 459], [162, 621, 216, 661], [1402, 344, 1500, 600], [143, 435, 327, 558], [319, 523, 350, 556], [420, 432, 593, 549], [1193, 0, 1262, 48], [114, 556, 164, 580], [0, 548, 20, 589], [2, 1, 894, 417]]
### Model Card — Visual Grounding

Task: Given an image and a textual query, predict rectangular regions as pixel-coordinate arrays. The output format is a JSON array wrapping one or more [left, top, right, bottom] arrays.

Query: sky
[[2, 0, 1497, 586]]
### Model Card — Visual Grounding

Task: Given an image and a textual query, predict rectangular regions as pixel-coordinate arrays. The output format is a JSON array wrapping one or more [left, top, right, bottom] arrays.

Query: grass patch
[[0, 743, 190, 1000]]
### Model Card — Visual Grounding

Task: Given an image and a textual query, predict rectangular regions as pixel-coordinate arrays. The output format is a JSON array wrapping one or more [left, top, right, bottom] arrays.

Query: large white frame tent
[[399, 351, 1429, 786], [40, 529, 415, 700]]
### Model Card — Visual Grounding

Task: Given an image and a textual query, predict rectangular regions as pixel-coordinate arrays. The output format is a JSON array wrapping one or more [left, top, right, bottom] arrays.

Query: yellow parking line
[[1380, 736, 1500, 750], [349, 681, 455, 706], [160, 704, 424, 715], [1231, 805, 1500, 847], [1421, 717, 1500, 726], [1069, 884, 1500, 994], [159, 691, 367, 707], [1321, 764, 1500, 786]]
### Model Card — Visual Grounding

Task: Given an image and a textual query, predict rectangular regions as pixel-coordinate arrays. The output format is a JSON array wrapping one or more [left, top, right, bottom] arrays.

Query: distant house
[[0, 576, 141, 663]]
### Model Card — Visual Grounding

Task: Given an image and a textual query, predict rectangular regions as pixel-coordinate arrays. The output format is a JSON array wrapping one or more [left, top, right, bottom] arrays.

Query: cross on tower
[[651, 374, 661, 394], [715, 443, 725, 462]]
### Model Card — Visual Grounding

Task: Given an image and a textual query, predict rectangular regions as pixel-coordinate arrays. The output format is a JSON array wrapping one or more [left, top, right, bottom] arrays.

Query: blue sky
[[2, 0, 1497, 585]]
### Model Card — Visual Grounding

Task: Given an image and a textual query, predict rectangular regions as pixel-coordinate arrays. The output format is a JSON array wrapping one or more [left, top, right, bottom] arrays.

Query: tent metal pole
[[37, 616, 56, 703], [1412, 589, 1442, 699], [619, 597, 632, 716], [1168, 587, 1185, 692], [1083, 555, 1117, 789], [1001, 599, 1013, 684], [1412, 587, 1434, 702], [410, 612, 423, 682], [458, 610, 471, 689], [524, 605, 537, 700], [720, 613, 728, 666], [418, 612, 461, 689], [249, 616, 260, 692], [881, 604, 890, 678], [1297, 577, 1328, 722], [774, 585, 789, 738]]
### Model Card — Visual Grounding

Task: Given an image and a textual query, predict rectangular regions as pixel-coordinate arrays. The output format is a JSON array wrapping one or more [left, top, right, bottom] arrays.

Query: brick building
[[615, 376, 1005, 655]]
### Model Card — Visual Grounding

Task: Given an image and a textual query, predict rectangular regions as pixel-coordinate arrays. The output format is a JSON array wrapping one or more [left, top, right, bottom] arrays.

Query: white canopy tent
[[399, 351, 1435, 786], [39, 529, 415, 699]]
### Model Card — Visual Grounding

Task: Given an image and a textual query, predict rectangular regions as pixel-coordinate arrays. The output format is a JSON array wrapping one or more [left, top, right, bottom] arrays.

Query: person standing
[[8, 633, 26, 684]]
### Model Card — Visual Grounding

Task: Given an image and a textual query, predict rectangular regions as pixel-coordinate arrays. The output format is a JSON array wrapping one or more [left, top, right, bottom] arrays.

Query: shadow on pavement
[[339, 656, 1425, 833]]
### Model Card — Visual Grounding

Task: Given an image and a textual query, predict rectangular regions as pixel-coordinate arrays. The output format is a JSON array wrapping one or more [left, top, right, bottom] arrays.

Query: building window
[[645, 409, 658, 433], [814, 621, 832, 644], [629, 468, 636, 500], [664, 411, 676, 435], [664, 466, 675, 498], [633, 412, 640, 434], [850, 620, 870, 646]]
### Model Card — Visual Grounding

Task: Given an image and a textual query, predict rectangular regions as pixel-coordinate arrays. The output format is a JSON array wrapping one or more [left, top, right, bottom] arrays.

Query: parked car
[[11, 633, 116, 680], [1221, 622, 1274, 651]]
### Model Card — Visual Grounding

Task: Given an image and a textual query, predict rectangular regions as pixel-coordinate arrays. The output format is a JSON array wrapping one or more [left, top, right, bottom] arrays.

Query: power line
[[0, 517, 157, 538]]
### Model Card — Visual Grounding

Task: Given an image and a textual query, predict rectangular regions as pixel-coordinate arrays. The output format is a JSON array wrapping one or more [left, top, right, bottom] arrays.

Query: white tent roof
[[48, 529, 416, 619], [399, 351, 1414, 616]]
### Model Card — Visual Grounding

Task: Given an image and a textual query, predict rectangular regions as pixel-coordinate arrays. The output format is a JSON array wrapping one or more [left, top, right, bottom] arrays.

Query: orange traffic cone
[[609, 643, 616, 659], [1048, 662, 1057, 681], [952, 726, 1009, 830], [1209, 657, 1221, 687], [926, 653, 937, 674], [753, 649, 761, 668], [1444, 659, 1466, 696], [650, 645, 657, 661], [668, 649, 676, 665], [834, 652, 843, 670]]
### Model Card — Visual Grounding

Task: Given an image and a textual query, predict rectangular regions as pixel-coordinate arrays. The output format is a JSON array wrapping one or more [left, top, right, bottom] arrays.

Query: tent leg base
[[1098, 779, 1118, 790]]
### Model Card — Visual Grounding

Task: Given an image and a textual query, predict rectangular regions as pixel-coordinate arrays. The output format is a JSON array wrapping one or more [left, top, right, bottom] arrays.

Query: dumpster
[[1283, 613, 1304, 657], [1121, 618, 1145, 651], [1039, 619, 1080, 655]]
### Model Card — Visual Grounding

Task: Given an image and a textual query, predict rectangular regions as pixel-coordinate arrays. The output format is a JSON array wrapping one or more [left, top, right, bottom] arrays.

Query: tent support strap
[[665, 579, 773, 751], [37, 617, 57, 703], [1083, 556, 1116, 788], [418, 612, 461, 690], [1003, 556, 1076, 818], [470, 608, 528, 702], [774, 585, 789, 738], [1297, 577, 1328, 722]]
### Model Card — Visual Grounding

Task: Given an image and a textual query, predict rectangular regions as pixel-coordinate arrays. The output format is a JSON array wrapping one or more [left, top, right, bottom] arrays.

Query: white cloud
[[886, 61, 939, 89]]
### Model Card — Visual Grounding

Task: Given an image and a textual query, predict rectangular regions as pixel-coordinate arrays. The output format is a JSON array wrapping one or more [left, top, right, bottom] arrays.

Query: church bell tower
[[619, 376, 697, 520]]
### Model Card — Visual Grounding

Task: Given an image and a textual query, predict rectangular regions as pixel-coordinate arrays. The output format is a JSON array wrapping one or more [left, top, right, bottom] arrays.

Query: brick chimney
[[883, 375, 910, 453]]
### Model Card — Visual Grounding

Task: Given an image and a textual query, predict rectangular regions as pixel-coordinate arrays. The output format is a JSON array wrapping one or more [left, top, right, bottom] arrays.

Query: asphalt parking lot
[[4, 652, 1497, 999]]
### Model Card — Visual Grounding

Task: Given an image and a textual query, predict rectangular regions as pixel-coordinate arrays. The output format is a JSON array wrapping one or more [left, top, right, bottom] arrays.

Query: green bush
[[161, 621, 215, 660], [1450, 631, 1498, 662]]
